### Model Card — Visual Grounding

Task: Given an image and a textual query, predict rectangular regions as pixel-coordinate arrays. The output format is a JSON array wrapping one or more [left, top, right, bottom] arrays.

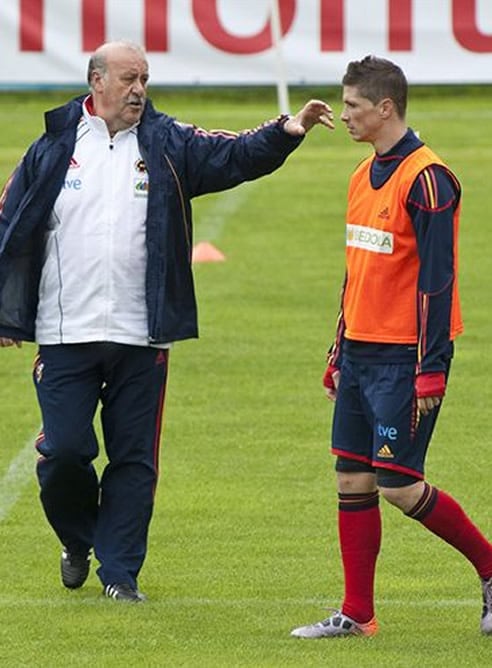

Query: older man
[[0, 41, 334, 602]]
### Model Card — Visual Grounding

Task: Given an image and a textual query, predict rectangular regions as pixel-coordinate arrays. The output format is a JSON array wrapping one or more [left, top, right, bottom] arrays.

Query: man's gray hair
[[86, 41, 147, 89]]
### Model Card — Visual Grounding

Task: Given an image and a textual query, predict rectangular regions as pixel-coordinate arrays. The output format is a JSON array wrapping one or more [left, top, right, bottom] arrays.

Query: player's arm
[[407, 164, 461, 414], [323, 275, 347, 401]]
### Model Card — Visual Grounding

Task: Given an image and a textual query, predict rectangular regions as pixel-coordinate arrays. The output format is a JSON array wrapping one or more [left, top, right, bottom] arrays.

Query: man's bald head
[[87, 41, 147, 89]]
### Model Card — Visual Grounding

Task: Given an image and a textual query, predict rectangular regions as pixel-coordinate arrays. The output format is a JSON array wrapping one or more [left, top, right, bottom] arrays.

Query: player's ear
[[379, 98, 393, 119]]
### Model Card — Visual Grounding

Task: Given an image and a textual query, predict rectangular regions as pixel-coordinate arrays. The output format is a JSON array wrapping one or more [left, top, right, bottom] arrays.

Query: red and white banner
[[1, 0, 492, 87]]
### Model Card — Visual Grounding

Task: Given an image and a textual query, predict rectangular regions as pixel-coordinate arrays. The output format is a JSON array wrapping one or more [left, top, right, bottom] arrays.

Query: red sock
[[338, 492, 381, 623], [407, 483, 492, 579]]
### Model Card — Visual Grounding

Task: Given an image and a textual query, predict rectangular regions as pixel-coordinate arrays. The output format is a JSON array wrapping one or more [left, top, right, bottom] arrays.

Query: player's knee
[[335, 456, 376, 494], [379, 485, 407, 509], [377, 470, 425, 512]]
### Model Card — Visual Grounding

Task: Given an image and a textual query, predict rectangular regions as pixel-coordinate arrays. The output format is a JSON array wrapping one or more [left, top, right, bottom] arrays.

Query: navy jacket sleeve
[[407, 164, 461, 374], [0, 139, 49, 256], [171, 117, 304, 198], [0, 158, 28, 245]]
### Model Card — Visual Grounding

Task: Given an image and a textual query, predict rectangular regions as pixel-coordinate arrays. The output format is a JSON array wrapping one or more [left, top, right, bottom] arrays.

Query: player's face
[[340, 85, 385, 144], [93, 47, 149, 135]]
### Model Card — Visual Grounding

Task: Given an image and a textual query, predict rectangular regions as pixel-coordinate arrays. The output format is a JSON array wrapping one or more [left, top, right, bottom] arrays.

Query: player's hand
[[0, 337, 22, 348], [415, 371, 445, 415], [283, 100, 335, 136], [417, 395, 441, 416], [323, 364, 340, 402]]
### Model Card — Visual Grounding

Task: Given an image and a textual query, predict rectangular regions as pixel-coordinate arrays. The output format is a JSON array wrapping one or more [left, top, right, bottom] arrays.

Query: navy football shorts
[[331, 358, 450, 480]]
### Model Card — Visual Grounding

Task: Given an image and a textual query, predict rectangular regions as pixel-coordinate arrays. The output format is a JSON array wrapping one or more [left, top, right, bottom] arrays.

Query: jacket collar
[[44, 95, 86, 134], [44, 95, 163, 135]]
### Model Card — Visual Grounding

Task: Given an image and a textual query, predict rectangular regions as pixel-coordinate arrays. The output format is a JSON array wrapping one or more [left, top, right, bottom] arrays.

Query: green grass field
[[0, 84, 492, 667]]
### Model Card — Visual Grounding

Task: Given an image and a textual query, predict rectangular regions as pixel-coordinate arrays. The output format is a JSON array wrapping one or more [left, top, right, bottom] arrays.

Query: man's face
[[340, 85, 384, 144], [92, 47, 149, 133]]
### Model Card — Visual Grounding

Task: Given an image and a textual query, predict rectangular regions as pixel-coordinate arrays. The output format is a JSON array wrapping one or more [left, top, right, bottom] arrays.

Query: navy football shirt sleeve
[[407, 164, 461, 374], [327, 274, 347, 368]]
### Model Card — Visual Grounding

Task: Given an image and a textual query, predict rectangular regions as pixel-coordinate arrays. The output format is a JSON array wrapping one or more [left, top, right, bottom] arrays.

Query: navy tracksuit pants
[[33, 343, 169, 589]]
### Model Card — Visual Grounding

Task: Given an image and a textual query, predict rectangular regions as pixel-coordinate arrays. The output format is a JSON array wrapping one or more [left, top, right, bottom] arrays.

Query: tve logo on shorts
[[377, 423, 398, 440], [347, 224, 393, 254]]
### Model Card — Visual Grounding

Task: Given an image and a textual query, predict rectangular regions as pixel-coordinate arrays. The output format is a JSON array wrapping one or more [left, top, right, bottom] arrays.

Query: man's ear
[[379, 98, 394, 119], [91, 71, 104, 93]]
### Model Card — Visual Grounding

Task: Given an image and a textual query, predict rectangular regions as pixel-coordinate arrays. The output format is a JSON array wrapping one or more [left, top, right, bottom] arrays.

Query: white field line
[[195, 181, 255, 243], [0, 434, 37, 523], [0, 596, 480, 608]]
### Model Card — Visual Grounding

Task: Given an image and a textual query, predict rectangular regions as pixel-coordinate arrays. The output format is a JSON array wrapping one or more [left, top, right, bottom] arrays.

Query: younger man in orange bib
[[291, 55, 492, 638]]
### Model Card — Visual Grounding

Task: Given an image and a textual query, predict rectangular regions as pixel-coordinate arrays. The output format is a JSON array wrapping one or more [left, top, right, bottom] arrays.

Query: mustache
[[125, 96, 144, 106]]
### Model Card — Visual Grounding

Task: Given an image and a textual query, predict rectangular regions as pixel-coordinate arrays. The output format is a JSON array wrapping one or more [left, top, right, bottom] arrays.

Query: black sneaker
[[103, 583, 146, 602], [61, 549, 91, 589]]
